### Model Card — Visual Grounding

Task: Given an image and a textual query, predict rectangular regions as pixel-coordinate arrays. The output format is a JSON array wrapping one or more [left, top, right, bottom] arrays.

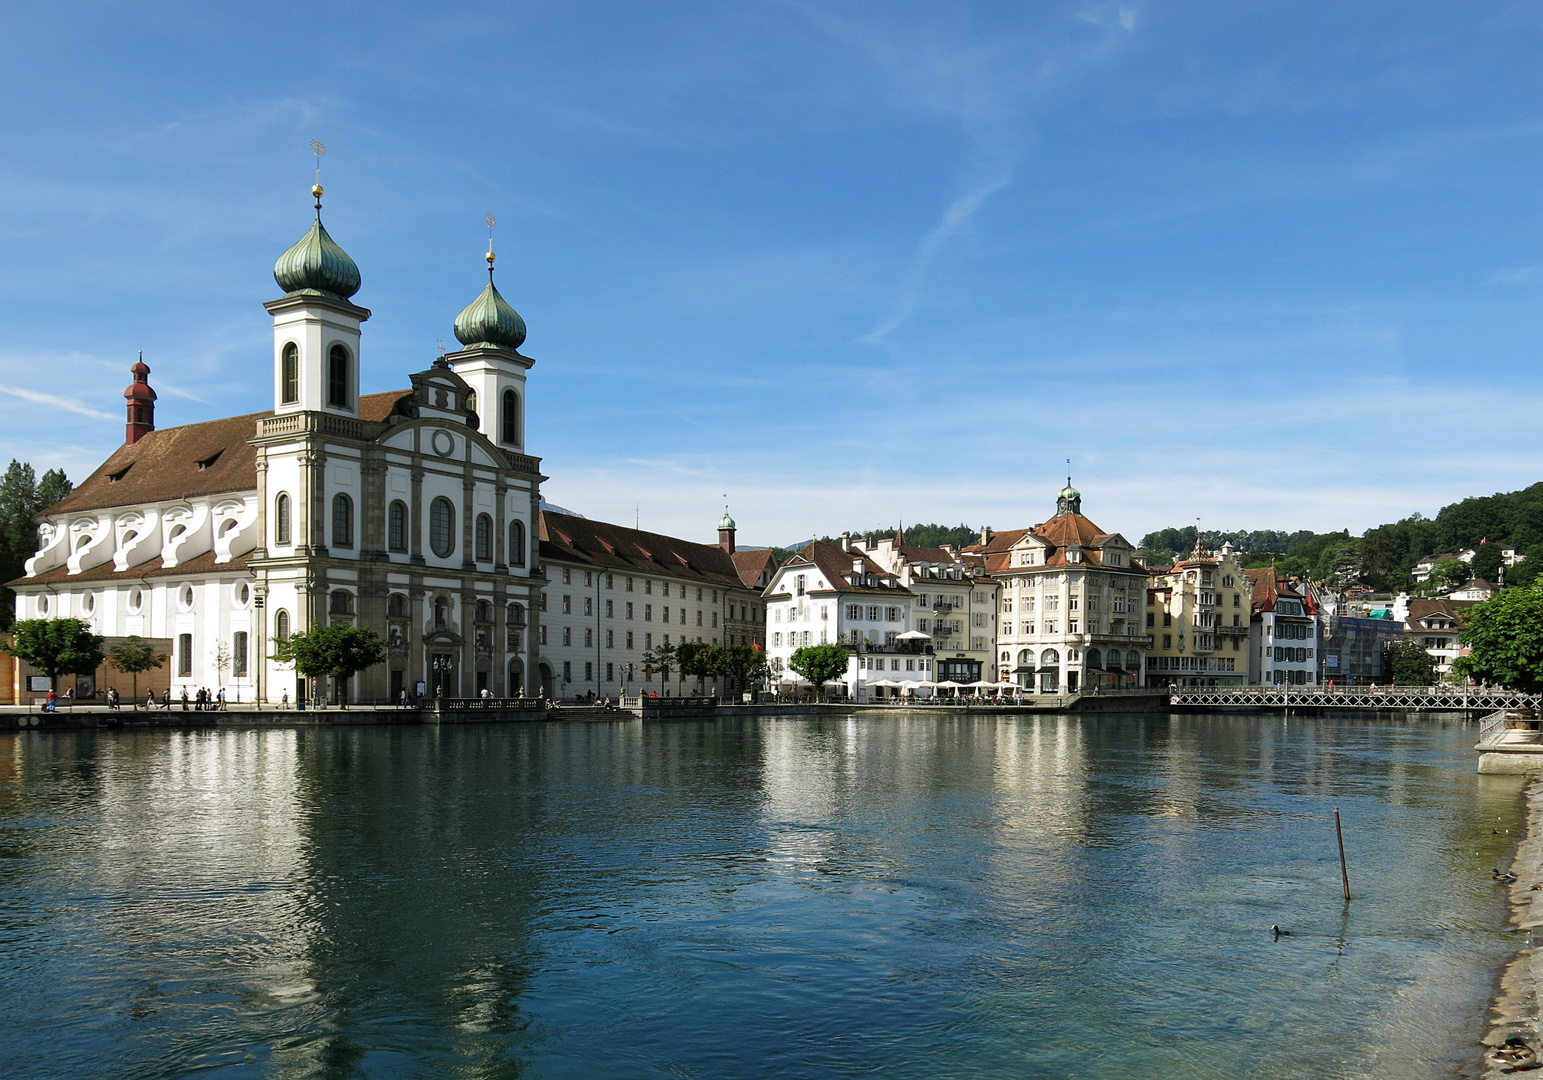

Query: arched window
[[275, 609, 290, 641], [328, 344, 349, 408], [274, 493, 291, 545], [388, 593, 406, 617], [332, 493, 353, 549], [329, 590, 355, 615], [388, 500, 408, 553], [508, 519, 525, 566], [475, 513, 493, 562], [476, 600, 491, 622], [501, 389, 521, 445], [506, 602, 525, 626], [1087, 648, 1102, 669], [429, 498, 455, 558], [1017, 649, 1031, 664], [1040, 648, 1060, 668], [281, 343, 298, 404], [1126, 650, 1141, 670]]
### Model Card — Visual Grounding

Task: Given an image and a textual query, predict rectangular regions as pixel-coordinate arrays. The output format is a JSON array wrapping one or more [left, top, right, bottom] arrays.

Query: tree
[[211, 640, 232, 691], [1320, 540, 1365, 591], [674, 640, 716, 693], [718, 643, 770, 692], [1382, 637, 1438, 686], [108, 635, 166, 700], [1426, 558, 1471, 592], [1453, 586, 1543, 693], [2, 618, 104, 690], [1470, 543, 1504, 585], [270, 624, 386, 707], [788, 643, 851, 700], [0, 461, 73, 629], [641, 641, 676, 692]]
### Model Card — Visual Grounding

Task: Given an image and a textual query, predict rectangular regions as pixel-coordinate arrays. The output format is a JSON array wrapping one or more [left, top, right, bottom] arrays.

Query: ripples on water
[[0, 713, 1525, 1079]]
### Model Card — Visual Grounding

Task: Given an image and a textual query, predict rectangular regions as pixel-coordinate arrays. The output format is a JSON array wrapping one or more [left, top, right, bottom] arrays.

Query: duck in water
[[1494, 869, 1519, 884]]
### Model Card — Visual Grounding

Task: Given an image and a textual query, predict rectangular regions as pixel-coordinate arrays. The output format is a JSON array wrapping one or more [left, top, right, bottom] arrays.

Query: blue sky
[[1, 1, 1541, 548]]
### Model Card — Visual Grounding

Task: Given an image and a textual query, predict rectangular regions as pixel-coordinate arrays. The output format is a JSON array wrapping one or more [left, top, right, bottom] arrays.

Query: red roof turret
[[123, 354, 156, 444]]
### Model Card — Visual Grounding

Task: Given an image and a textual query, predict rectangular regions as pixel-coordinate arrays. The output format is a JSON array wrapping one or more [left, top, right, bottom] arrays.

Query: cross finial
[[310, 140, 327, 212], [485, 212, 497, 279], [437, 338, 445, 357]]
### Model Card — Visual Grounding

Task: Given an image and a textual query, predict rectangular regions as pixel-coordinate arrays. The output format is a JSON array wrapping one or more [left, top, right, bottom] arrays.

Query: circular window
[[179, 584, 195, 611], [81, 592, 95, 615], [37, 595, 49, 616], [431, 430, 455, 457], [233, 581, 251, 608], [128, 588, 144, 614]]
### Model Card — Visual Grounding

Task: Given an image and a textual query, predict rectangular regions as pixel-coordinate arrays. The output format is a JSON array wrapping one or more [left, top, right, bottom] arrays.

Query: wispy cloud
[[0, 386, 116, 421], [1487, 264, 1543, 285]]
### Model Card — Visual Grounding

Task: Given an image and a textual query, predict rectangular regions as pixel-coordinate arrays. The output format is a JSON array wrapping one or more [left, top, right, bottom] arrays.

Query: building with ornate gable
[[9, 185, 545, 704], [962, 484, 1151, 693]]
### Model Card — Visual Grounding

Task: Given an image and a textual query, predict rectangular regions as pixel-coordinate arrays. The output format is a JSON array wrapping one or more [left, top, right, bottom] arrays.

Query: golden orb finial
[[312, 183, 324, 199], [485, 249, 496, 265]]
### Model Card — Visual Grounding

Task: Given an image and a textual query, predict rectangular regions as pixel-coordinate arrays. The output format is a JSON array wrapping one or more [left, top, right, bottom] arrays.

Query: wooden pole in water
[[1335, 807, 1351, 901]]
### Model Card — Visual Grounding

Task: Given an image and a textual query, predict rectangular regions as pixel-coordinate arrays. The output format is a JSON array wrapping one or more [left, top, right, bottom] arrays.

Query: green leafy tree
[[0, 461, 72, 629], [788, 643, 851, 700], [108, 635, 166, 700], [641, 641, 676, 691], [1426, 558, 1472, 592], [2, 617, 104, 690], [270, 624, 386, 708], [1382, 637, 1438, 685], [718, 643, 770, 691], [675, 640, 714, 693], [1453, 586, 1543, 692], [1470, 544, 1504, 584]]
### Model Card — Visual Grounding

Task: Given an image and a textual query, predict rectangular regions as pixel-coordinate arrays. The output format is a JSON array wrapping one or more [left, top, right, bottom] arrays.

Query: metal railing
[[1168, 686, 1542, 710], [432, 697, 545, 710]]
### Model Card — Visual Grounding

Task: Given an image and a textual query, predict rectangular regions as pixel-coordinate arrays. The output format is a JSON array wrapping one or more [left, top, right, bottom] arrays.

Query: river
[[0, 713, 1526, 1078]]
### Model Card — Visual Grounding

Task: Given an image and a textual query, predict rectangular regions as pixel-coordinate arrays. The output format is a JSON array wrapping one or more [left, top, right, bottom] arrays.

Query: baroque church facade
[[10, 184, 545, 703]]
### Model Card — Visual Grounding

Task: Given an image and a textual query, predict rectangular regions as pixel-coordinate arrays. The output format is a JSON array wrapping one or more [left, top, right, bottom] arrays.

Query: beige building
[[853, 531, 997, 684], [963, 484, 1151, 693], [1144, 542, 1251, 687]]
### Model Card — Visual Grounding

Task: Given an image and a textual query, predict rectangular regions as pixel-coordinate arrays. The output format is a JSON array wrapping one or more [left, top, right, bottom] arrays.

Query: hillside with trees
[[1139, 482, 1543, 592]]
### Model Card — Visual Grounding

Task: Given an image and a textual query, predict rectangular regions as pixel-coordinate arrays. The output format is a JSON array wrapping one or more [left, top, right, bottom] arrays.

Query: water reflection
[[0, 714, 1527, 1079]]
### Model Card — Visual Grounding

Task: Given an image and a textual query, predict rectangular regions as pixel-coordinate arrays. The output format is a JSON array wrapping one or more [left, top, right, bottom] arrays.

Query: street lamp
[[431, 654, 452, 701]]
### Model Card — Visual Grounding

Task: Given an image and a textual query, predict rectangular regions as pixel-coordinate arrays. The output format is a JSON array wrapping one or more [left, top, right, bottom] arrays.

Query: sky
[[1, 1, 1541, 549]]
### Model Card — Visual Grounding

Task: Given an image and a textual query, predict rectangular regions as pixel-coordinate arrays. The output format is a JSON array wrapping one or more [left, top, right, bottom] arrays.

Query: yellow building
[[1145, 541, 1251, 686]]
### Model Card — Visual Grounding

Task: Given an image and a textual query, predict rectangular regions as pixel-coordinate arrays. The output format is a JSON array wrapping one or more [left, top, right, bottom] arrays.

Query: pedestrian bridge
[[1166, 685, 1541, 711]]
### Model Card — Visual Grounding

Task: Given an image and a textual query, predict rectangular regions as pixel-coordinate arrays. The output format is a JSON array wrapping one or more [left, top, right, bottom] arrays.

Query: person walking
[[161, 689, 171, 710], [399, 688, 408, 709], [44, 688, 56, 712], [217, 687, 226, 711], [181, 687, 189, 711], [107, 687, 119, 710], [280, 689, 289, 710]]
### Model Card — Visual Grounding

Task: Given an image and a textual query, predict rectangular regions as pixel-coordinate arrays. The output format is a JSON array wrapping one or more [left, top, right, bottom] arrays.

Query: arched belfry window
[[275, 492, 291, 545], [275, 609, 290, 641], [475, 513, 493, 562], [388, 500, 408, 552], [328, 344, 350, 409], [332, 493, 353, 549], [281, 343, 298, 405], [429, 497, 455, 558], [501, 389, 521, 445], [508, 519, 526, 567]]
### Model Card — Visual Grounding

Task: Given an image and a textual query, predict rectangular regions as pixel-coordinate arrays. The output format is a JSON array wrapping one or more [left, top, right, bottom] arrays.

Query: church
[[9, 182, 545, 703]]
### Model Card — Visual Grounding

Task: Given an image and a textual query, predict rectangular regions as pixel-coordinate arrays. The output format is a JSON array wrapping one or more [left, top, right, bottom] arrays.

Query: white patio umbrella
[[967, 680, 994, 688], [935, 680, 965, 688], [869, 679, 899, 687], [896, 630, 931, 640]]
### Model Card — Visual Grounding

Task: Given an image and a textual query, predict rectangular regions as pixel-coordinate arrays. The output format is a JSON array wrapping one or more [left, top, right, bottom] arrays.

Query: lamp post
[[431, 654, 452, 702]]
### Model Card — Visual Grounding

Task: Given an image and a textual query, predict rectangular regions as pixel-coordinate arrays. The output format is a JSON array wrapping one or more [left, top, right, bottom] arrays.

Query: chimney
[[123, 353, 156, 445], [979, 527, 992, 546], [841, 531, 851, 552]]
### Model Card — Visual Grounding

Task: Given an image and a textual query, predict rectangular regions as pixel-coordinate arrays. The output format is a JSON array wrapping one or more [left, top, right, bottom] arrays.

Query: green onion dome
[[273, 188, 361, 300], [719, 511, 736, 530], [453, 278, 527, 351]]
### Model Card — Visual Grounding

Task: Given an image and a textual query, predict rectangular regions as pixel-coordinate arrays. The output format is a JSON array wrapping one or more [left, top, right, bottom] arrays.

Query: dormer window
[[196, 451, 222, 470], [108, 464, 132, 483]]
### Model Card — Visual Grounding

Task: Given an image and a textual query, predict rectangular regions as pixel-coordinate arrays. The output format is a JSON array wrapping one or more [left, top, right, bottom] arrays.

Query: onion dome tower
[[718, 507, 737, 553], [123, 352, 156, 445], [264, 177, 370, 418], [1056, 480, 1082, 517], [447, 222, 534, 452]]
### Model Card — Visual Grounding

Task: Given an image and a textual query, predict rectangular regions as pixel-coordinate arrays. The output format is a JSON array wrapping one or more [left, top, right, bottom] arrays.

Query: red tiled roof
[[730, 548, 776, 588], [40, 390, 415, 518], [768, 541, 913, 598], [537, 511, 749, 590]]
